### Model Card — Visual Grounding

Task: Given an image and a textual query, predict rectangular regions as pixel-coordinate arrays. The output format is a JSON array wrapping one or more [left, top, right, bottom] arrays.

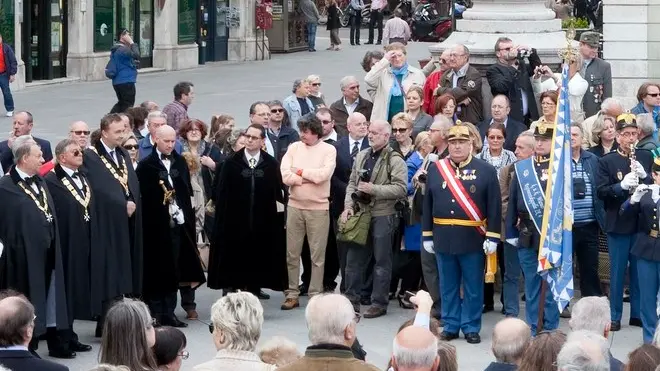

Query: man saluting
[[422, 123, 502, 345], [83, 113, 142, 337], [136, 125, 205, 327]]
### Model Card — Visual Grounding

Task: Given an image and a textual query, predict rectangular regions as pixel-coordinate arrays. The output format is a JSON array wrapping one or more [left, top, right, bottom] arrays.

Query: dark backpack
[[105, 51, 117, 79]]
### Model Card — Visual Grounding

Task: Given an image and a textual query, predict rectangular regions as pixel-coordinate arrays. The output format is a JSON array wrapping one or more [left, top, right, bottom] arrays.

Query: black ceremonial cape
[[44, 165, 94, 321], [208, 148, 287, 291], [82, 142, 143, 316], [136, 149, 205, 296], [0, 169, 69, 336]]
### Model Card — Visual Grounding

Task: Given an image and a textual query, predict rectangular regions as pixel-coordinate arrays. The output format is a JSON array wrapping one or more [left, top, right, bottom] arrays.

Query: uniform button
[[450, 210, 454, 215], [451, 199, 455, 203], [654, 216, 657, 220]]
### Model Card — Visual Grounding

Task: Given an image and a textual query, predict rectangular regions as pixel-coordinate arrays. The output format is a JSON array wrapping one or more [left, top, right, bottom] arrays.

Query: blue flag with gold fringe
[[537, 62, 574, 312]]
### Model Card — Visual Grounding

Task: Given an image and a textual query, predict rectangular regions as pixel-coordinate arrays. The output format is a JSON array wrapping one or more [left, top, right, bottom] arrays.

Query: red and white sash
[[436, 159, 486, 236]]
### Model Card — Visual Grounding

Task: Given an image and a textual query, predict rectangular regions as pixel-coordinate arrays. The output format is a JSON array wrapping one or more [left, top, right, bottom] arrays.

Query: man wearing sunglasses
[[630, 82, 660, 135], [44, 139, 94, 357], [436, 44, 483, 125]]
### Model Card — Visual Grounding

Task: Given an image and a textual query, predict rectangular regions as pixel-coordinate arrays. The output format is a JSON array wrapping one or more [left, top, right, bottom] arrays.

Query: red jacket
[[39, 161, 55, 176], [422, 69, 445, 116]]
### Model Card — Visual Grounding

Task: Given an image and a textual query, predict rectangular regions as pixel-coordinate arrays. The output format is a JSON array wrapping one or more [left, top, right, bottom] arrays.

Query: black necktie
[[109, 150, 116, 164], [351, 141, 359, 158], [161, 153, 171, 161]]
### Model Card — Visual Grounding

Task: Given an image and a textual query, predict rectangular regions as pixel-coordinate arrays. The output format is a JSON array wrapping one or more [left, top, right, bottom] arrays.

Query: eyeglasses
[[245, 134, 262, 141], [71, 130, 91, 136], [124, 144, 138, 150], [71, 149, 82, 156], [321, 120, 333, 125], [311, 83, 322, 87], [271, 108, 284, 113], [354, 312, 361, 323], [179, 350, 190, 360], [488, 135, 504, 140], [647, 93, 660, 97], [619, 131, 637, 138], [392, 128, 409, 134], [208, 323, 214, 334]]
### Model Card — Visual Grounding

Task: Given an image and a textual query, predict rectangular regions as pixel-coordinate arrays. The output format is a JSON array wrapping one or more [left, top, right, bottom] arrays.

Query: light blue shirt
[[0, 345, 29, 351]]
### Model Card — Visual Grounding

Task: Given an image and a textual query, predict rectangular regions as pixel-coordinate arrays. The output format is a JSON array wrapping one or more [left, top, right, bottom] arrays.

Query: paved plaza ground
[[4, 31, 644, 370]]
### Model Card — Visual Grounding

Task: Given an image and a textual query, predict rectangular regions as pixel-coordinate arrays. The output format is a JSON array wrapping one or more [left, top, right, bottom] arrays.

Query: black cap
[[616, 113, 637, 131], [533, 122, 555, 139]]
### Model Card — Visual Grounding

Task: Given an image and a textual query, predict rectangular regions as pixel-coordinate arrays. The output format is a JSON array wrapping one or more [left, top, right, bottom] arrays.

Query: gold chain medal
[[62, 177, 91, 221], [90, 147, 130, 197], [18, 182, 53, 223]]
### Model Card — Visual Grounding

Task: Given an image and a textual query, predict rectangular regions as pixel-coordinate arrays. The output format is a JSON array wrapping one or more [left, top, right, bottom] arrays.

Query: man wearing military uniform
[[506, 122, 560, 334], [579, 31, 612, 118], [596, 113, 653, 331], [422, 123, 502, 344], [620, 157, 660, 343]]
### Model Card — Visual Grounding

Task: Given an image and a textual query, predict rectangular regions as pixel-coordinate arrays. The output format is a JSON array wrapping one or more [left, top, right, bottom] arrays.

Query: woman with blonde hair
[[588, 114, 617, 157], [406, 85, 433, 139], [305, 75, 326, 109], [390, 112, 415, 159]]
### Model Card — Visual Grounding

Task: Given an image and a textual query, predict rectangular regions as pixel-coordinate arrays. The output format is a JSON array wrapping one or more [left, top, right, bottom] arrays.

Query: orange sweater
[[281, 141, 337, 210]]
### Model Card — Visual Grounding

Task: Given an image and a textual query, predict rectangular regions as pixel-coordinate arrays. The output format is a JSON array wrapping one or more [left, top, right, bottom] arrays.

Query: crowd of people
[[2, 26, 660, 370]]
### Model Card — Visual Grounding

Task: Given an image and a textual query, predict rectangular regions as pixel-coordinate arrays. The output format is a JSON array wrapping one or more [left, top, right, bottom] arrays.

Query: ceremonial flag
[[537, 62, 574, 312]]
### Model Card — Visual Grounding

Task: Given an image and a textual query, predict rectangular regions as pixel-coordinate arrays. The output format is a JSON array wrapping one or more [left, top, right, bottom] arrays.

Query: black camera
[[517, 49, 532, 59], [351, 170, 372, 204], [417, 173, 427, 183]]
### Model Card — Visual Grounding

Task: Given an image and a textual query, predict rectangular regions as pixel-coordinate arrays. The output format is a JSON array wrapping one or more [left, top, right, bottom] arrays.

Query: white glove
[[633, 160, 648, 179], [0, 241, 3, 258], [423, 241, 435, 254], [621, 172, 637, 191], [483, 240, 497, 255], [169, 203, 185, 225], [631, 184, 649, 204], [651, 184, 660, 203], [506, 238, 519, 247]]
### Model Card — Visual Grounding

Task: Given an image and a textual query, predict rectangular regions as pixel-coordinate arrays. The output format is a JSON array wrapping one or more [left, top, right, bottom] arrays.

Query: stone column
[[67, 0, 108, 81], [11, 0, 25, 89], [603, 0, 660, 109], [227, 0, 268, 61], [153, 0, 198, 70]]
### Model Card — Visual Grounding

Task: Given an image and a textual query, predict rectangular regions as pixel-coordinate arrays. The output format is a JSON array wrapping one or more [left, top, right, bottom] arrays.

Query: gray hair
[[305, 74, 321, 83], [492, 318, 531, 364], [88, 365, 131, 371], [569, 297, 611, 334], [340, 76, 359, 91], [557, 330, 609, 371], [292, 79, 304, 93], [600, 98, 623, 114], [392, 333, 438, 369], [11, 135, 37, 165], [147, 110, 167, 122], [305, 294, 354, 345], [571, 122, 585, 137], [211, 291, 264, 351], [518, 130, 535, 148], [637, 113, 655, 136], [257, 336, 301, 367], [54, 139, 79, 164]]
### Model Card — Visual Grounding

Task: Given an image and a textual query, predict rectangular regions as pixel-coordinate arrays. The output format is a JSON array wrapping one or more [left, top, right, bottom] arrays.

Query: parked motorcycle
[[341, 2, 371, 27], [409, 1, 452, 42]]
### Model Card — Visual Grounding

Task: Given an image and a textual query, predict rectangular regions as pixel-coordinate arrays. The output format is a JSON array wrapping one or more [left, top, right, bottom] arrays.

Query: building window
[[178, 0, 197, 44], [0, 0, 14, 47], [94, 0, 115, 51]]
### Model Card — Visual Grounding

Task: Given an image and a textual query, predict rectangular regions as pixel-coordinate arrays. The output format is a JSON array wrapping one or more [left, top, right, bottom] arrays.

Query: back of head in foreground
[[569, 296, 611, 336], [391, 326, 439, 371], [556, 330, 609, 371], [517, 330, 567, 371], [491, 317, 531, 365]]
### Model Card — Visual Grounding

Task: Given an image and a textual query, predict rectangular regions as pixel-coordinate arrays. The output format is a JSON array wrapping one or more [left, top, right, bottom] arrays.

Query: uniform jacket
[[476, 117, 527, 152], [364, 58, 426, 122], [283, 94, 315, 130], [506, 156, 548, 247], [423, 155, 502, 254], [277, 345, 380, 371], [621, 193, 660, 262], [581, 57, 612, 118], [344, 144, 408, 217], [596, 148, 653, 234], [438, 64, 484, 124], [329, 97, 373, 137]]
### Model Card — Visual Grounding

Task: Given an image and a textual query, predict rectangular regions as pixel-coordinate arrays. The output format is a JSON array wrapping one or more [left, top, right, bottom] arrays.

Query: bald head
[[392, 326, 438, 371], [69, 121, 91, 148], [0, 296, 35, 347], [492, 318, 531, 365], [155, 125, 177, 155], [347, 112, 368, 139], [368, 120, 391, 150]]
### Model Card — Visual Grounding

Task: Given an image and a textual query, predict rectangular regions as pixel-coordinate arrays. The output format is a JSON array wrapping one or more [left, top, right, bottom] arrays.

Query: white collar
[[100, 139, 116, 154], [323, 130, 338, 142], [349, 135, 364, 145], [454, 63, 469, 77], [156, 149, 171, 161], [343, 97, 359, 106], [245, 150, 260, 162], [14, 166, 33, 180], [60, 165, 77, 177], [490, 118, 508, 127]]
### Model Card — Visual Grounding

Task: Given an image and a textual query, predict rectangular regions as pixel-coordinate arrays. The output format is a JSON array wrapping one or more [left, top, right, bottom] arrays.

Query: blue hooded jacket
[[110, 42, 140, 85]]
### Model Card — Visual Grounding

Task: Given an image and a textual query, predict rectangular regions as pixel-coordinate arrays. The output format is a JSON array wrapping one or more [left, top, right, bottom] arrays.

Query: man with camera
[[340, 120, 407, 319], [421, 123, 502, 344], [486, 37, 542, 125]]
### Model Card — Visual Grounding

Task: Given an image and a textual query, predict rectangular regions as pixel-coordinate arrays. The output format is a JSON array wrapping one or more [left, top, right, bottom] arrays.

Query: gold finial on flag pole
[[558, 27, 577, 62]]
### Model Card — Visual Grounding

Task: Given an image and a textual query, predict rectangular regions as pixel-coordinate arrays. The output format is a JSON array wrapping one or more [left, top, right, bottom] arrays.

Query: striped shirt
[[572, 157, 595, 224]]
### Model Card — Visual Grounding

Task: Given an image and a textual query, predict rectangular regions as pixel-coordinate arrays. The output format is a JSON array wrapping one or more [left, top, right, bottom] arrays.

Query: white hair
[[305, 294, 354, 345], [557, 330, 609, 371], [600, 98, 622, 113], [340, 76, 359, 90], [147, 110, 167, 122], [392, 333, 438, 369], [211, 291, 264, 351], [569, 296, 611, 335], [11, 135, 37, 165], [636, 113, 655, 136], [305, 74, 321, 83], [257, 336, 301, 367]]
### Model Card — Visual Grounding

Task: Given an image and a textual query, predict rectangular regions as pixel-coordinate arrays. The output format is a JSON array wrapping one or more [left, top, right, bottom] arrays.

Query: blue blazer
[[1, 43, 18, 75], [0, 136, 53, 172], [0, 350, 68, 371], [406, 151, 423, 196], [137, 134, 183, 161], [330, 135, 370, 217]]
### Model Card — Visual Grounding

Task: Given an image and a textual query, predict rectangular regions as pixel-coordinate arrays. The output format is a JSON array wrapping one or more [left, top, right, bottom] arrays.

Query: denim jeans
[[0, 73, 14, 112], [518, 246, 559, 335], [306, 22, 317, 50], [503, 242, 521, 317], [345, 215, 395, 309]]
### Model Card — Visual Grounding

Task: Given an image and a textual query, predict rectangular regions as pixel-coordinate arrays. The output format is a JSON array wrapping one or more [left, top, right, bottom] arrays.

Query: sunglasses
[[71, 130, 91, 136], [245, 134, 262, 141], [440, 58, 447, 64], [271, 108, 284, 113], [488, 135, 504, 140], [311, 83, 322, 87], [124, 144, 138, 150], [392, 128, 408, 134], [71, 149, 82, 156], [647, 93, 660, 98]]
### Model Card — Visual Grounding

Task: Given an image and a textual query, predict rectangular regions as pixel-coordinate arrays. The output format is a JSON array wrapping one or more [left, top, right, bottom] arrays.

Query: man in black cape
[[82, 113, 142, 336], [0, 135, 72, 358], [137, 125, 205, 327], [44, 139, 94, 354], [208, 123, 288, 294]]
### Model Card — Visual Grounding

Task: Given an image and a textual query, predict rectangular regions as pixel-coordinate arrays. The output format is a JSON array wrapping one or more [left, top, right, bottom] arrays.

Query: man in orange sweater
[[280, 115, 337, 310]]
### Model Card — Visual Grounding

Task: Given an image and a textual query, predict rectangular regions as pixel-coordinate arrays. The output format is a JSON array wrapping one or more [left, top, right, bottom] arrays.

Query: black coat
[[208, 148, 288, 290], [0, 136, 53, 172], [82, 142, 143, 315], [477, 117, 527, 152], [44, 165, 95, 321], [326, 4, 341, 30], [622, 193, 660, 262], [331, 136, 370, 217], [136, 149, 206, 295], [0, 350, 68, 371], [588, 141, 618, 158], [0, 169, 69, 336], [269, 126, 301, 163]]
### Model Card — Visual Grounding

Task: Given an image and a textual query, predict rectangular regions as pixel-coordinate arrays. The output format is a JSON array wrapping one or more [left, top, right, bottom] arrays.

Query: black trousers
[[110, 82, 136, 113], [179, 286, 196, 311], [368, 10, 383, 43], [573, 221, 603, 297], [301, 221, 340, 289], [349, 13, 362, 44], [484, 242, 505, 308]]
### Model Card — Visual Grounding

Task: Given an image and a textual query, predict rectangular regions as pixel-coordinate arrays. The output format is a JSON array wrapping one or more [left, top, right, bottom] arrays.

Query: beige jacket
[[364, 58, 426, 122], [278, 346, 380, 371], [193, 349, 277, 371]]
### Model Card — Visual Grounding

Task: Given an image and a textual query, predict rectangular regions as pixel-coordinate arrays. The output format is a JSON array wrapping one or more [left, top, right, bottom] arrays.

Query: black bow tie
[[24, 175, 38, 185], [71, 172, 80, 179], [161, 153, 172, 161]]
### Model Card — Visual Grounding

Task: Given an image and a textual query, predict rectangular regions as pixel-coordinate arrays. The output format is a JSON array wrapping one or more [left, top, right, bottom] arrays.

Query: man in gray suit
[[579, 32, 612, 118]]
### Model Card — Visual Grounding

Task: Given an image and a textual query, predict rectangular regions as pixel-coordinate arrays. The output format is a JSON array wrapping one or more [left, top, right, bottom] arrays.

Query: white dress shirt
[[100, 139, 118, 166], [322, 129, 338, 142], [348, 136, 365, 156], [15, 167, 39, 193], [60, 165, 84, 190], [156, 149, 185, 224], [245, 150, 261, 167], [344, 97, 360, 115]]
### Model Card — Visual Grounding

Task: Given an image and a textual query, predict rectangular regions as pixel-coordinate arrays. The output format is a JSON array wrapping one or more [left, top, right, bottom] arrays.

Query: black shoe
[[161, 315, 188, 328], [388, 292, 396, 300], [623, 295, 630, 303], [610, 320, 621, 331], [49, 348, 76, 359], [465, 332, 481, 344], [521, 294, 526, 302], [439, 331, 459, 341], [363, 306, 387, 319], [397, 295, 415, 309], [482, 305, 494, 313], [356, 42, 361, 45], [69, 340, 92, 352], [500, 308, 506, 315], [375, 41, 382, 45], [352, 303, 361, 313], [350, 42, 355, 46], [360, 297, 371, 306], [299, 284, 309, 296], [365, 41, 374, 44], [252, 289, 270, 300], [95, 323, 103, 338], [629, 318, 643, 327]]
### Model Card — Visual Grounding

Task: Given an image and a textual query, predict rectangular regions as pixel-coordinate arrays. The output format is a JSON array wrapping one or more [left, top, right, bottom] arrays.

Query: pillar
[[603, 0, 660, 109], [11, 0, 25, 89], [153, 0, 198, 70], [67, 0, 108, 81], [227, 0, 267, 61]]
